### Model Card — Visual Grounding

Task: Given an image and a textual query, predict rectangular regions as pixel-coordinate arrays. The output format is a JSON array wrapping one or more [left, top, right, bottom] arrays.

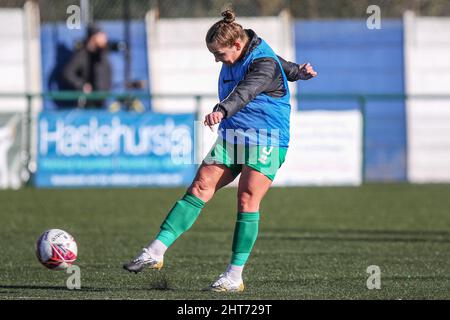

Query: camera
[[107, 41, 127, 52]]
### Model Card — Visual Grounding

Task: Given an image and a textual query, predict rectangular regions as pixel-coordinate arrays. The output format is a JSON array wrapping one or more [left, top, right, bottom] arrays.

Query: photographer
[[61, 25, 112, 109]]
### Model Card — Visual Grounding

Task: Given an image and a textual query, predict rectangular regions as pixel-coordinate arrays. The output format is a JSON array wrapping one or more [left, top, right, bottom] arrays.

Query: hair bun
[[221, 10, 235, 23]]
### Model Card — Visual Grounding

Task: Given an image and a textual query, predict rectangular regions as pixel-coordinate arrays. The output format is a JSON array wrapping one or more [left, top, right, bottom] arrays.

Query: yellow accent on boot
[[152, 260, 164, 270], [209, 282, 244, 293]]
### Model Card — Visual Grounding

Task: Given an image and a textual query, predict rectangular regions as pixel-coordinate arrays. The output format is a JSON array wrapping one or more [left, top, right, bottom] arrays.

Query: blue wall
[[41, 20, 150, 111], [294, 19, 406, 181]]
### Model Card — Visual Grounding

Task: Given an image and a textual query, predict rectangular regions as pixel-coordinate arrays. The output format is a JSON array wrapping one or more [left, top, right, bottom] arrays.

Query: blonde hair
[[205, 9, 248, 47]]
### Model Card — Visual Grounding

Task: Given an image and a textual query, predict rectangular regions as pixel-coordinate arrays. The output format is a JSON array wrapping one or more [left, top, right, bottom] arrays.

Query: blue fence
[[37, 18, 412, 183]]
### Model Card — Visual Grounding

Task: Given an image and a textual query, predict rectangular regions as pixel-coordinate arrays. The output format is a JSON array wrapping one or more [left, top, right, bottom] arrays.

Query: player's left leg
[[208, 165, 272, 292]]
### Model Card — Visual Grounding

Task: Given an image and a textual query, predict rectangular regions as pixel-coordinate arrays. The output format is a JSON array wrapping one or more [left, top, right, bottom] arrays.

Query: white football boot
[[207, 273, 245, 292], [123, 248, 163, 273]]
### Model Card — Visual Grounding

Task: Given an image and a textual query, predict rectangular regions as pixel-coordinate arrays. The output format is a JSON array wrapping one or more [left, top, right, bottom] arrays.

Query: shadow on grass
[[146, 273, 174, 291], [0, 285, 110, 292], [0, 281, 174, 292]]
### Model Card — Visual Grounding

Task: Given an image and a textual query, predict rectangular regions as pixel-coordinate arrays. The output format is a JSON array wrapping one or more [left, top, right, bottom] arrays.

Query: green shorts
[[203, 138, 288, 181]]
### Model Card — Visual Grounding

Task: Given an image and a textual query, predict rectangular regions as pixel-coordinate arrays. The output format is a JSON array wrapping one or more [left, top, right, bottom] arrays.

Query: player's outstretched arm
[[204, 57, 318, 129], [277, 55, 318, 81]]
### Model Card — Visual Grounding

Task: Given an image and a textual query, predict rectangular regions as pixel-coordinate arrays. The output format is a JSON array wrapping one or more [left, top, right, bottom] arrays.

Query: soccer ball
[[36, 229, 77, 270]]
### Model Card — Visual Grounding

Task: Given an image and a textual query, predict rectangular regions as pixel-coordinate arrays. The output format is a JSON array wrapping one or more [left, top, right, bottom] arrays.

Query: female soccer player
[[124, 9, 317, 292]]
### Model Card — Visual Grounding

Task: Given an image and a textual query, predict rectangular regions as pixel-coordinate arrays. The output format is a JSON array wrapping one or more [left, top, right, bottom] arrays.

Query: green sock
[[231, 212, 260, 266], [156, 192, 205, 247]]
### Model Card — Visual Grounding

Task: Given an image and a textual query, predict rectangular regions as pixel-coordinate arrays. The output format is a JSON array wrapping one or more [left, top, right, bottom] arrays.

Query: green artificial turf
[[1, 184, 449, 299]]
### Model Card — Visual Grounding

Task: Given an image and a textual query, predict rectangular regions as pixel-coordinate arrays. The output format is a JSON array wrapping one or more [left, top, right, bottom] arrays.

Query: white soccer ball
[[36, 229, 78, 270]]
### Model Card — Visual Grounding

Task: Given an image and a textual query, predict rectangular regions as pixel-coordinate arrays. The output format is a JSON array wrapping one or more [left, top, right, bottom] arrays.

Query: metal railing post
[[24, 93, 33, 185], [194, 95, 202, 166], [358, 95, 367, 184]]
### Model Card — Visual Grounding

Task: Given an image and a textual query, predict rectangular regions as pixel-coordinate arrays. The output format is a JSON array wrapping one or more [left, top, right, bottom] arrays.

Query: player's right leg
[[123, 162, 236, 273], [207, 165, 273, 292]]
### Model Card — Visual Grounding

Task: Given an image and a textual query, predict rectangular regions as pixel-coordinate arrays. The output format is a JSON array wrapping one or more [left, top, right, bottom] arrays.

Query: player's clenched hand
[[204, 111, 224, 131], [299, 63, 317, 80]]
